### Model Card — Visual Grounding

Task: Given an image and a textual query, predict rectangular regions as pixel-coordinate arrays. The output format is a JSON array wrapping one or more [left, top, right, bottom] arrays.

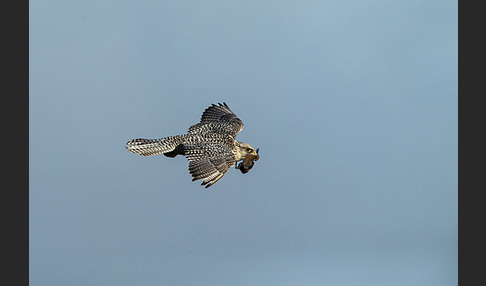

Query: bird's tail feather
[[126, 135, 185, 157]]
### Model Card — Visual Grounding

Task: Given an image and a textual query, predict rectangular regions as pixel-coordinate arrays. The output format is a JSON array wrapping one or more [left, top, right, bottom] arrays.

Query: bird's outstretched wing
[[183, 142, 236, 188], [187, 102, 244, 139]]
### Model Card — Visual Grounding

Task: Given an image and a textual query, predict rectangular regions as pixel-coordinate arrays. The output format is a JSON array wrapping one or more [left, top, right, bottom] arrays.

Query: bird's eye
[[247, 148, 253, 153]]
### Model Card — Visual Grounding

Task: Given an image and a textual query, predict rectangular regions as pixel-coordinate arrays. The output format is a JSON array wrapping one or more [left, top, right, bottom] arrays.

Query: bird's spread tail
[[126, 135, 185, 157]]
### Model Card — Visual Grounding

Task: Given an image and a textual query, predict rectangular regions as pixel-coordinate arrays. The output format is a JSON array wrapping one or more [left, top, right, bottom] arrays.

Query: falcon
[[126, 102, 260, 188]]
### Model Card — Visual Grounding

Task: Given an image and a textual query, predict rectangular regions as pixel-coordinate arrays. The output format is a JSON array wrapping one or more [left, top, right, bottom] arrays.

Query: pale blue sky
[[30, 1, 457, 285]]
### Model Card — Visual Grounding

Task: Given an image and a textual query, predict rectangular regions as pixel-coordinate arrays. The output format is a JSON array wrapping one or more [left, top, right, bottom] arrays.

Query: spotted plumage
[[126, 102, 259, 188]]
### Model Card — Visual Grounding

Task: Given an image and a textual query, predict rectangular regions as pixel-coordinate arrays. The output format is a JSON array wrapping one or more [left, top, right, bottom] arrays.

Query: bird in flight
[[126, 102, 260, 188]]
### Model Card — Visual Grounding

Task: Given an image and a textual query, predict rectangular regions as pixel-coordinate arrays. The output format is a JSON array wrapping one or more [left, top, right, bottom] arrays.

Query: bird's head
[[235, 141, 258, 160]]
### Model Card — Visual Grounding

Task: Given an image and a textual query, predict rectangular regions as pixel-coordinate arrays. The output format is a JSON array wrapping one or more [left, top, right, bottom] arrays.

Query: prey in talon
[[236, 148, 260, 174]]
